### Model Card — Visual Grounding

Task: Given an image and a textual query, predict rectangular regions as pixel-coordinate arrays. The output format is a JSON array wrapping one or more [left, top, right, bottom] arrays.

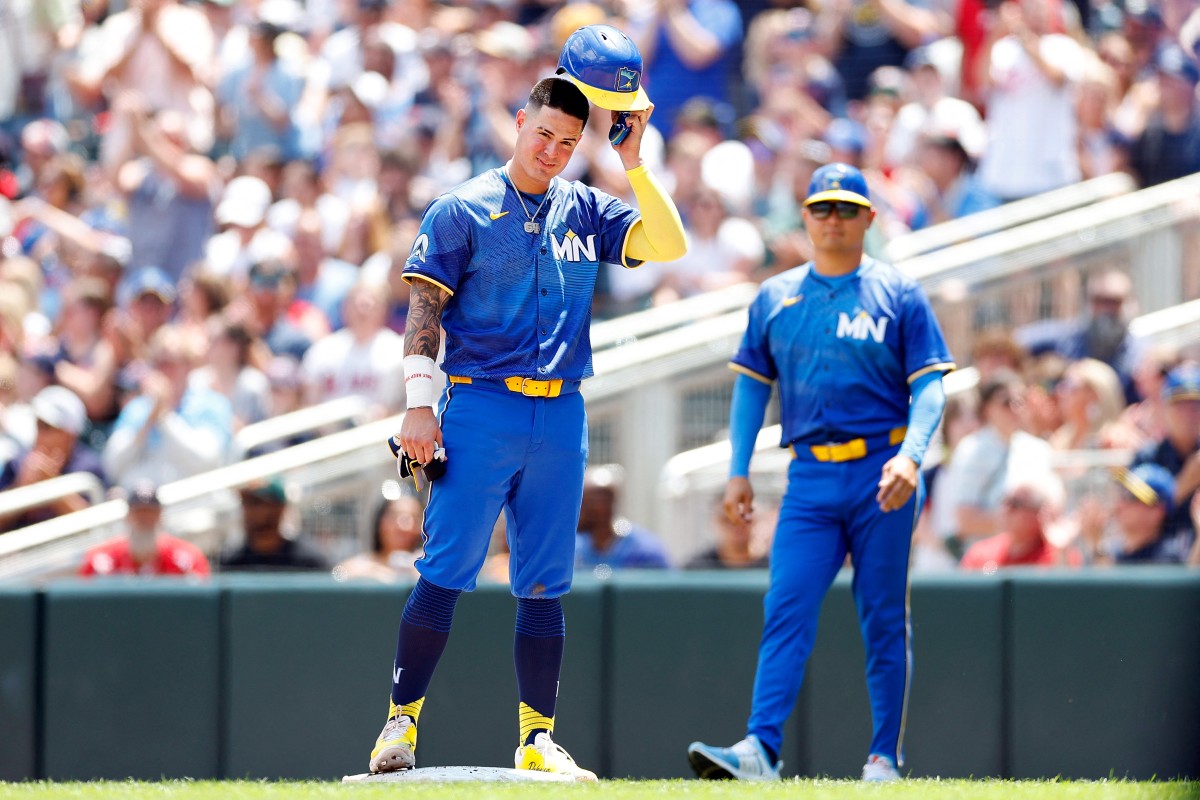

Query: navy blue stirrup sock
[[514, 597, 565, 745], [390, 578, 462, 708]]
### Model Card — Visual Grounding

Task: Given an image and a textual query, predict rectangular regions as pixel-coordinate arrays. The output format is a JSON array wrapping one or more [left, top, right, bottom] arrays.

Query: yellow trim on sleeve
[[729, 363, 774, 386], [619, 218, 641, 269], [624, 164, 687, 264], [907, 362, 956, 384], [402, 273, 456, 297]]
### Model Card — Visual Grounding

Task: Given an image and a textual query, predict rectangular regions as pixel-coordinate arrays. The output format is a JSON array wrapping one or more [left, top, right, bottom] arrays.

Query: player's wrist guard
[[404, 355, 437, 409]]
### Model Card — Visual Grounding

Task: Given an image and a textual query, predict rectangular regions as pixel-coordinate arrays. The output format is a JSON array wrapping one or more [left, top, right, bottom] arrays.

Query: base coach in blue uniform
[[367, 53, 686, 779], [687, 164, 954, 783]]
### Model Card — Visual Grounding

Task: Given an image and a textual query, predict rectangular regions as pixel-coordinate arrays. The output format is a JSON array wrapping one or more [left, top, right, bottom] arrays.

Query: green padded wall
[[20, 571, 1200, 781], [605, 571, 798, 779], [803, 573, 1006, 779], [221, 576, 409, 779], [0, 587, 38, 780], [220, 577, 604, 779], [905, 574, 1006, 778], [1009, 570, 1200, 780], [41, 580, 220, 779]]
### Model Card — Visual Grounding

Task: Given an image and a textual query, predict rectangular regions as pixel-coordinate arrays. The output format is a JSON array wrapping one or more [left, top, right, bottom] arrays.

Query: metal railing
[[884, 173, 1136, 263], [0, 416, 401, 581], [1127, 297, 1200, 350], [590, 282, 759, 351], [906, 173, 1200, 360], [233, 396, 371, 457], [0, 473, 107, 529]]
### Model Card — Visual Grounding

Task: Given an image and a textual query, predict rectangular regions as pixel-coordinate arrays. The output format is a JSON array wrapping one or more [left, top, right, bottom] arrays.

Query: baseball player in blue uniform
[[368, 44, 686, 780], [687, 164, 954, 783]]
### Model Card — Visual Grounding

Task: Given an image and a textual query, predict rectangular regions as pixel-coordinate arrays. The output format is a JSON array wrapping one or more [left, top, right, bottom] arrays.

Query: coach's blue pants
[[746, 443, 920, 766], [418, 382, 588, 598]]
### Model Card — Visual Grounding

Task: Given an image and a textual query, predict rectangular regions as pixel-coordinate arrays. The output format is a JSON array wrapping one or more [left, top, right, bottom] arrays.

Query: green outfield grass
[[0, 781, 1197, 800]]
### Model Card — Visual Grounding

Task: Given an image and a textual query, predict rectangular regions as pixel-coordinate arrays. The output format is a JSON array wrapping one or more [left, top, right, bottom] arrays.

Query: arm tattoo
[[404, 280, 450, 359]]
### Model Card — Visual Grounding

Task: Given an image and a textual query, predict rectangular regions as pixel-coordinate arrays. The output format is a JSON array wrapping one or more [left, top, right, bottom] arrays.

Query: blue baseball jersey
[[402, 168, 641, 380], [731, 258, 954, 445]]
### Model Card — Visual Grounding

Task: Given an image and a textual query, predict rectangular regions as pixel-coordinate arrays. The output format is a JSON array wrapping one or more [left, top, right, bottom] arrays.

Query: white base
[[342, 766, 577, 783]]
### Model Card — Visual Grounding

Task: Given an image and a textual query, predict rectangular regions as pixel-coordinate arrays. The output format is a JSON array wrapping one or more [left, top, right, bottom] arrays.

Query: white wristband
[[404, 354, 437, 409]]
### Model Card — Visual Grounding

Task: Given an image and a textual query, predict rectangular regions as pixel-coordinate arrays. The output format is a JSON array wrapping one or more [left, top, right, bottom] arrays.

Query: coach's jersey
[[402, 168, 641, 381], [731, 258, 954, 446]]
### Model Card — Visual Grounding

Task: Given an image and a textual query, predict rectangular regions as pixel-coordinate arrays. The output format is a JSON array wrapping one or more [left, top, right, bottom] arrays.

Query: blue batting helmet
[[556, 24, 651, 112]]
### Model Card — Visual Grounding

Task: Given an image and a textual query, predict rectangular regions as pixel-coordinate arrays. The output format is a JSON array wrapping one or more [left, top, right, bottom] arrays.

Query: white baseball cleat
[[369, 714, 417, 774], [861, 753, 901, 782], [515, 732, 597, 782], [687, 734, 781, 781]]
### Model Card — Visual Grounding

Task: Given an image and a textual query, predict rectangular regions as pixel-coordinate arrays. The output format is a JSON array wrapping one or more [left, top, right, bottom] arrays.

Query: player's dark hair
[[527, 77, 590, 126]]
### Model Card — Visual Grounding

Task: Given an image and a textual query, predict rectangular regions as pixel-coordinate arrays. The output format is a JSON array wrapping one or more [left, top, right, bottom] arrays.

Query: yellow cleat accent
[[369, 714, 417, 774], [515, 732, 597, 782]]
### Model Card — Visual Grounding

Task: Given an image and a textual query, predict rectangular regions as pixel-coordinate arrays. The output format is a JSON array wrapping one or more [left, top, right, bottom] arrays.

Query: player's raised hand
[[724, 476, 755, 526], [612, 104, 654, 169], [876, 455, 919, 512], [398, 407, 443, 466]]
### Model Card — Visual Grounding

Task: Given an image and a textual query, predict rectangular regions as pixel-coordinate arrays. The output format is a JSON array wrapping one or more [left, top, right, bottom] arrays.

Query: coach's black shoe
[[687, 735, 781, 781]]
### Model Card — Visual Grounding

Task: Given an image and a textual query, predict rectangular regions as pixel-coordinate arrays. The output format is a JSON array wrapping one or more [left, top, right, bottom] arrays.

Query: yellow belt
[[449, 375, 564, 398], [791, 426, 908, 463]]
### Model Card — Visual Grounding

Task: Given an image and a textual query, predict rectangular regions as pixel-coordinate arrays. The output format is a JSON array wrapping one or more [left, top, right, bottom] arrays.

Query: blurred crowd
[[0, 0, 1197, 571]]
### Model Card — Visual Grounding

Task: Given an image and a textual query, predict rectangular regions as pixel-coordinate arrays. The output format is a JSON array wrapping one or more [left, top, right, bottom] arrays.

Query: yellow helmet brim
[[562, 73, 651, 111]]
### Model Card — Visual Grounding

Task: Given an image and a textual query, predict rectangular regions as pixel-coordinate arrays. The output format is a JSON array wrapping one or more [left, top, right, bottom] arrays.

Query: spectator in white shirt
[[301, 280, 404, 419]]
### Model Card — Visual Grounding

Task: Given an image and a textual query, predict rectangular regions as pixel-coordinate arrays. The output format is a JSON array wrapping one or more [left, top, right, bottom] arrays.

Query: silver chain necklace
[[504, 168, 550, 234]]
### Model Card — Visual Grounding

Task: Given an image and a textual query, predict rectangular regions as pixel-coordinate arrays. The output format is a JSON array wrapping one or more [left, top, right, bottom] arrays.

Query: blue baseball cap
[[804, 162, 872, 208], [121, 266, 176, 306], [1114, 463, 1175, 514], [1162, 363, 1200, 402]]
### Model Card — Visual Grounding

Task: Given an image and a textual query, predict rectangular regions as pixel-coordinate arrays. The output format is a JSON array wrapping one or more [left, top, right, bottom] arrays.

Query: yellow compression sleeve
[[623, 164, 687, 266]]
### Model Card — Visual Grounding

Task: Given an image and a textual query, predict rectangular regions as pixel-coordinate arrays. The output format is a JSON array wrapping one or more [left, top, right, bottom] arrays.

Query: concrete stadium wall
[[2, 571, 1197, 781]]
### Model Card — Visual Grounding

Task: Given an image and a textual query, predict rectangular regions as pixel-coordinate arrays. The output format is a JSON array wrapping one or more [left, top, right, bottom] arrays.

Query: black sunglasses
[[807, 201, 865, 220]]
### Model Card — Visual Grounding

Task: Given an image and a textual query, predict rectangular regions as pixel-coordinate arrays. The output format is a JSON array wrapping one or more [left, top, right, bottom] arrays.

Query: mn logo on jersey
[[410, 233, 430, 263], [836, 310, 889, 343], [550, 229, 597, 262], [616, 66, 640, 92]]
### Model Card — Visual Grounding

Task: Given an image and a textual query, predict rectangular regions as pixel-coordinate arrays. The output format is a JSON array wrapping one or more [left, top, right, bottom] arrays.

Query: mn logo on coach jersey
[[836, 310, 889, 343], [550, 229, 597, 262]]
